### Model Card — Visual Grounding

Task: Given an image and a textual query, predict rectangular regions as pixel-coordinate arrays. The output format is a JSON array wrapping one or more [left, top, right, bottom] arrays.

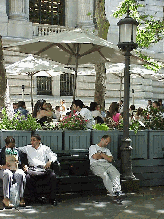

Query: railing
[[32, 23, 70, 36]]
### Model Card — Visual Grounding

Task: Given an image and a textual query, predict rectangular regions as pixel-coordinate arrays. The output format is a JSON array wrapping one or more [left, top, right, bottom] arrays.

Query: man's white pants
[[90, 161, 121, 195]]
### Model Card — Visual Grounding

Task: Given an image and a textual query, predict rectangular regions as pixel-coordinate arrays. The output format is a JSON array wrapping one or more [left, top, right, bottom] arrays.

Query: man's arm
[[100, 153, 113, 162], [45, 146, 57, 169], [92, 152, 113, 162], [92, 153, 102, 160]]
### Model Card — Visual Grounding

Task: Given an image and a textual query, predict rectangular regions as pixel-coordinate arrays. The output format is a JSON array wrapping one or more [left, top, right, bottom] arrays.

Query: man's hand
[[44, 161, 51, 169], [92, 151, 105, 160], [100, 153, 113, 162], [23, 165, 28, 172]]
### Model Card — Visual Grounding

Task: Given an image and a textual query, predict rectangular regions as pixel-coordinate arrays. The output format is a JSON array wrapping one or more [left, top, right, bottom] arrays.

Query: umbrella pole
[[30, 75, 33, 112], [73, 44, 79, 102]]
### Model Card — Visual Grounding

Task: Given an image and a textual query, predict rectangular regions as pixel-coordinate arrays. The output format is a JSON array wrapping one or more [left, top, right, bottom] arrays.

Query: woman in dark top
[[33, 99, 53, 126], [0, 136, 26, 208]]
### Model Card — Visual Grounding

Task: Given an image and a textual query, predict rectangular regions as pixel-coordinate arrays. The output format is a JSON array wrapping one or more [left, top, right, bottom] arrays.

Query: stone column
[[0, 0, 8, 36], [77, 0, 94, 29], [0, 0, 8, 22], [8, 0, 33, 38], [9, 0, 27, 20], [65, 0, 78, 28]]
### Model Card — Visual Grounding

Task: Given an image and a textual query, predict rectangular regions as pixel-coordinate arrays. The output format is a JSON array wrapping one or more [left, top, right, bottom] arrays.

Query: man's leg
[[105, 164, 121, 195], [90, 162, 114, 195], [43, 170, 57, 202], [25, 173, 38, 201]]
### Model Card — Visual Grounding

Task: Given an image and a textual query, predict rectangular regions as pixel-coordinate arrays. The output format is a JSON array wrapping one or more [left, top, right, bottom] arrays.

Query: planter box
[[35, 130, 63, 151], [91, 130, 119, 160], [118, 130, 148, 159], [0, 130, 31, 148], [148, 130, 164, 159], [64, 130, 91, 150]]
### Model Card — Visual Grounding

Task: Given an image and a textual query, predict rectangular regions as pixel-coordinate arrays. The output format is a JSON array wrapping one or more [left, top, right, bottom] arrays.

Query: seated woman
[[110, 102, 122, 125], [46, 103, 57, 120], [33, 99, 53, 126], [135, 107, 144, 122], [0, 136, 26, 208], [90, 102, 104, 124]]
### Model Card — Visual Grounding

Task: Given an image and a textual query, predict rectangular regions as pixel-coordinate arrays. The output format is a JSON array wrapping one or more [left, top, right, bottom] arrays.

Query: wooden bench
[[0, 149, 105, 199], [56, 149, 104, 194]]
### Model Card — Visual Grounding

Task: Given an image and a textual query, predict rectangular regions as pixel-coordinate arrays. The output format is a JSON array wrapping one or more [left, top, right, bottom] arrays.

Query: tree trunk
[[0, 35, 7, 117], [94, 63, 106, 109], [94, 0, 110, 111]]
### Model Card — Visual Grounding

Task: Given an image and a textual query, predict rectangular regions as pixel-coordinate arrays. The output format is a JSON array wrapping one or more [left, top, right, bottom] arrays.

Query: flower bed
[[58, 114, 88, 130]]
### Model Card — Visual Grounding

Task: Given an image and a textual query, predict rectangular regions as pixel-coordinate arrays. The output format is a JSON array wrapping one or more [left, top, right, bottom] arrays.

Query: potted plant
[[58, 114, 91, 150], [0, 108, 42, 148]]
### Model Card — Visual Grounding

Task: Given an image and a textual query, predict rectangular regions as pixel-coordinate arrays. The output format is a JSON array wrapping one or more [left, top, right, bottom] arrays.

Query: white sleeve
[[89, 145, 98, 159], [18, 146, 27, 153], [45, 146, 57, 162], [80, 109, 85, 118]]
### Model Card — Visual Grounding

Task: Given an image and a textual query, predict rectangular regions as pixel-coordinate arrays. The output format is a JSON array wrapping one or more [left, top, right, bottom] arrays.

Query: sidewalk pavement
[[0, 186, 164, 219]]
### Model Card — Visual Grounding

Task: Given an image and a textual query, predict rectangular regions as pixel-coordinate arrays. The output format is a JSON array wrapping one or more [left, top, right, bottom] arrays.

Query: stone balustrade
[[32, 24, 70, 36]]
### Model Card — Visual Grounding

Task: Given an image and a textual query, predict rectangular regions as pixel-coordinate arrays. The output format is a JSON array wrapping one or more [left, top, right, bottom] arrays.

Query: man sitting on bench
[[89, 135, 124, 200], [18, 134, 57, 206]]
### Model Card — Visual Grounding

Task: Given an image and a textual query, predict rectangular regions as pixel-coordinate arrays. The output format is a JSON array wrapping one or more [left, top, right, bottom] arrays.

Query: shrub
[[92, 123, 109, 131], [0, 108, 42, 131]]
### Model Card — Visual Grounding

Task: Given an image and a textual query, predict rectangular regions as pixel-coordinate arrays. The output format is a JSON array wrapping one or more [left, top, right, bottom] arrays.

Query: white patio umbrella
[[4, 29, 145, 101], [6, 55, 74, 110]]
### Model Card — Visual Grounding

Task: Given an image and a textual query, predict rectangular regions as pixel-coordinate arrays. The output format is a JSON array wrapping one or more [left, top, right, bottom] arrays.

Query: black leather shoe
[[37, 197, 47, 204], [50, 199, 57, 206]]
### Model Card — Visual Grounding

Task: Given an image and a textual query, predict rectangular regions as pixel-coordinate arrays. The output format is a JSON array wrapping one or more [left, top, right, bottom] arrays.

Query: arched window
[[29, 0, 65, 25], [60, 73, 74, 96]]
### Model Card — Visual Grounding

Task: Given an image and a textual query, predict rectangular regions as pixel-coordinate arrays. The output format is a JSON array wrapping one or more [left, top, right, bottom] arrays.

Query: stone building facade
[[1, 0, 164, 112]]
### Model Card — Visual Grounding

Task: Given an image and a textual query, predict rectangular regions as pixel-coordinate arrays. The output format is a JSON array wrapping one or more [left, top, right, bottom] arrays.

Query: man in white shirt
[[18, 134, 58, 206], [73, 99, 94, 129], [89, 135, 123, 199]]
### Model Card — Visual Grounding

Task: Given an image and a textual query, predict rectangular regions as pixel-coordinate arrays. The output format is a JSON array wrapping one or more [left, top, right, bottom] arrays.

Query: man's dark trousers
[[25, 169, 57, 202]]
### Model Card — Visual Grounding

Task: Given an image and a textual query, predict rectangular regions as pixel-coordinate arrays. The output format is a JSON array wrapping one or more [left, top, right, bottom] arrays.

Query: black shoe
[[50, 199, 57, 206], [114, 191, 126, 198], [36, 197, 47, 204]]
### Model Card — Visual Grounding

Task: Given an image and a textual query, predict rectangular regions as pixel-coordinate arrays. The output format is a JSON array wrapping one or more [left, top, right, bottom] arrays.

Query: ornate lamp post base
[[121, 178, 140, 193], [120, 138, 140, 193]]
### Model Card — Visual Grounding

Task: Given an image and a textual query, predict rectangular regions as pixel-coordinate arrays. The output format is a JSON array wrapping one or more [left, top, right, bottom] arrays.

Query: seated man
[[73, 99, 94, 129], [18, 134, 57, 206], [89, 135, 124, 200], [0, 136, 26, 208]]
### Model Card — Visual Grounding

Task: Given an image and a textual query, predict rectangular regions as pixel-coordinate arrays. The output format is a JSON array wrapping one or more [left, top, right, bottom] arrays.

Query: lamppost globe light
[[117, 10, 139, 51]]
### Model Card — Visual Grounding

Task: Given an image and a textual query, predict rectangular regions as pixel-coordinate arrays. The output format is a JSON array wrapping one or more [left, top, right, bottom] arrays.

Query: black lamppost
[[117, 9, 139, 192]]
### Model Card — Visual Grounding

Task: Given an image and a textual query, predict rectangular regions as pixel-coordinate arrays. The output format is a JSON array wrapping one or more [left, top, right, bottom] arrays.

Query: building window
[[60, 73, 74, 96], [29, 0, 65, 25], [37, 76, 52, 95]]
